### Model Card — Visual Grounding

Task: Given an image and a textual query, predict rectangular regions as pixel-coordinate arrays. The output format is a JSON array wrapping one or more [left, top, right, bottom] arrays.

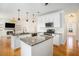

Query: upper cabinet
[[37, 10, 64, 32], [53, 12, 60, 27]]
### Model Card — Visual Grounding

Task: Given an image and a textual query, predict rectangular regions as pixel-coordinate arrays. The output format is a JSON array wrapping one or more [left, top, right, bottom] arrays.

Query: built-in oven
[[7, 31, 14, 35]]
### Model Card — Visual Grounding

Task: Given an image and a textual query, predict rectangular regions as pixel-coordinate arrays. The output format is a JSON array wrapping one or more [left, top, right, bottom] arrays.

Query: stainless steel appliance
[[7, 31, 14, 35], [44, 29, 55, 35], [45, 22, 54, 27]]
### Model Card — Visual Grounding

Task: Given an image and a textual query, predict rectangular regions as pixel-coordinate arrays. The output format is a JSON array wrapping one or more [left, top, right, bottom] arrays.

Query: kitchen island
[[20, 35, 53, 56], [11, 33, 31, 49]]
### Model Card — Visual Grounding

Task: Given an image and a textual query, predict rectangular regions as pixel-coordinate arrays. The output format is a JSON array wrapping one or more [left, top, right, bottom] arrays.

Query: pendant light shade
[[18, 18, 20, 20], [32, 14, 35, 23], [17, 9, 20, 21], [26, 12, 29, 22]]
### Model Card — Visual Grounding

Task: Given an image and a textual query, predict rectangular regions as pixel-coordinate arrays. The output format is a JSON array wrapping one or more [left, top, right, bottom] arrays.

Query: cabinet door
[[54, 13, 60, 27], [11, 36, 20, 49], [38, 16, 45, 25], [53, 35, 60, 45], [37, 16, 45, 32]]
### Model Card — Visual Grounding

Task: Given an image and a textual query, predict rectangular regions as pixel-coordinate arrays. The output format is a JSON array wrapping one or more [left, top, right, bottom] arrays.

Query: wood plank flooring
[[0, 37, 79, 56], [0, 37, 20, 56], [53, 40, 79, 56]]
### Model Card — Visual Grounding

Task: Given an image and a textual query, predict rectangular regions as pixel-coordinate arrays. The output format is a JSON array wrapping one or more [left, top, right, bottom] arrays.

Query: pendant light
[[37, 11, 40, 17], [26, 12, 29, 22], [32, 11, 40, 23], [17, 9, 20, 21], [32, 14, 35, 23]]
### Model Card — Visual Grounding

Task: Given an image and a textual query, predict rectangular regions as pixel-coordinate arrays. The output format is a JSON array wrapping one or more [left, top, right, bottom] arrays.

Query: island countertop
[[20, 35, 53, 46]]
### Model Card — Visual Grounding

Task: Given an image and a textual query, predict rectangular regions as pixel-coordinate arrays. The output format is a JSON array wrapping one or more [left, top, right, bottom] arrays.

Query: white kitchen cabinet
[[11, 36, 20, 49], [53, 13, 60, 27], [46, 13, 54, 23], [53, 35, 60, 45], [20, 41, 32, 56], [20, 38, 53, 56], [37, 11, 65, 46], [37, 11, 64, 32], [37, 16, 46, 32], [11, 34, 32, 50]]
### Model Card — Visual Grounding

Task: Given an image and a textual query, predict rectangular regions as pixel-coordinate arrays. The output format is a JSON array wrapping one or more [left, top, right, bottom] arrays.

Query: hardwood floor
[[0, 37, 20, 56], [53, 40, 79, 56], [0, 36, 79, 56]]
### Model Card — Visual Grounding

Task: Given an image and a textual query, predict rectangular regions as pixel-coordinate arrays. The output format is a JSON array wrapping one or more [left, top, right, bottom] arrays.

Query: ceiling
[[0, 3, 79, 17]]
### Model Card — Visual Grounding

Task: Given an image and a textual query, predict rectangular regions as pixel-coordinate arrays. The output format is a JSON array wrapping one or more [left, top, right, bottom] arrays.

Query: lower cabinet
[[11, 36, 20, 49], [20, 38, 53, 56], [11, 34, 32, 50], [53, 35, 60, 45]]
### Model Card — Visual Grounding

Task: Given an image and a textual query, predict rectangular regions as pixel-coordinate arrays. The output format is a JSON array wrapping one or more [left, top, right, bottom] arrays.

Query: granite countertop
[[12, 32, 43, 36], [52, 33, 62, 35], [20, 35, 53, 46], [12, 32, 62, 36], [12, 33, 31, 36]]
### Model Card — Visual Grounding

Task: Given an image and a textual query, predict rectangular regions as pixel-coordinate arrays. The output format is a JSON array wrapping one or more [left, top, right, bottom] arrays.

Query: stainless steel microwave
[[45, 22, 54, 27]]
